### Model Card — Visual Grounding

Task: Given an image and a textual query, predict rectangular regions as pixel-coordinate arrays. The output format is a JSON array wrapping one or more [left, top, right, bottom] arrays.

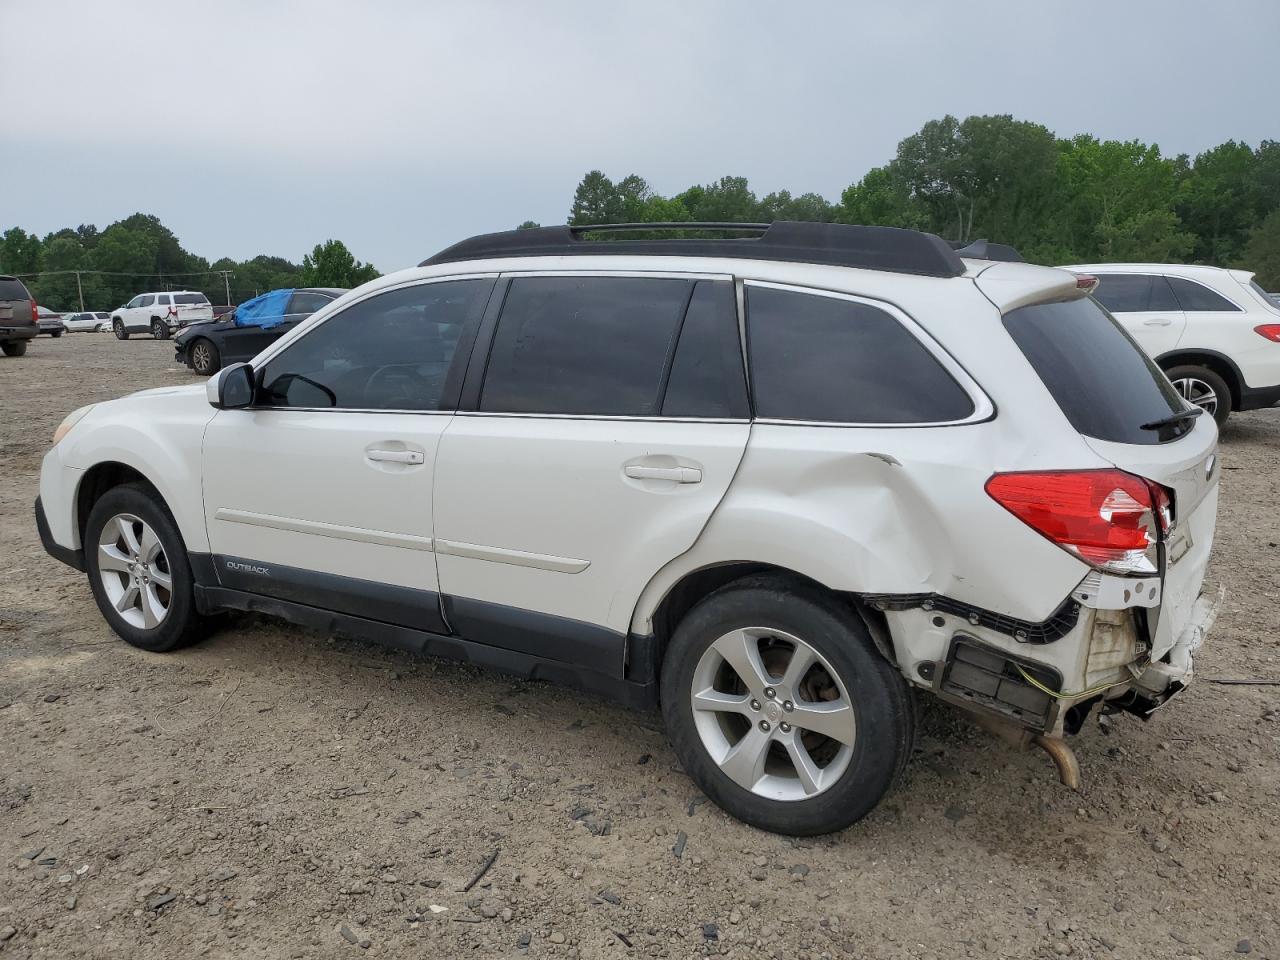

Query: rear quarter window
[[745, 285, 975, 424], [1004, 297, 1186, 445], [1167, 277, 1240, 312]]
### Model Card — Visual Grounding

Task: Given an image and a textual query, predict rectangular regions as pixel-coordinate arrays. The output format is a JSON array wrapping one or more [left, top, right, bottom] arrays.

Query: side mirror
[[206, 362, 255, 409]]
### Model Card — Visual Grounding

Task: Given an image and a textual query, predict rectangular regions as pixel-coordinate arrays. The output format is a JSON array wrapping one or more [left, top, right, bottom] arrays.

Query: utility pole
[[74, 271, 85, 311], [219, 270, 233, 305]]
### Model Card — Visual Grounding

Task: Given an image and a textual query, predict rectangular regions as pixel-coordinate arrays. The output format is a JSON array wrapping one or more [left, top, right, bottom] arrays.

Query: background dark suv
[[0, 276, 38, 357]]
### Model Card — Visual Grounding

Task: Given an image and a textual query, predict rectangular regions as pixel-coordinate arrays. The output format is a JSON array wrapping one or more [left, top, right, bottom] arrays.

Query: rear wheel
[[1165, 364, 1231, 427], [190, 337, 220, 376], [84, 483, 205, 652], [51, 329, 63, 338], [113, 319, 129, 340], [660, 575, 914, 835], [151, 319, 168, 340], [2, 341, 28, 357]]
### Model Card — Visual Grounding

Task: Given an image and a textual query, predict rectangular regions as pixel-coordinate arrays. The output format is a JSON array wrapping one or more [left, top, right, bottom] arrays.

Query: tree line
[[0, 213, 380, 311], [544, 115, 1280, 287]]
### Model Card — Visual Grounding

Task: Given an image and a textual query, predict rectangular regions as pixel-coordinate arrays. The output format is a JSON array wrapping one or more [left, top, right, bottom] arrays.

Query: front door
[[432, 274, 752, 674], [200, 276, 495, 633]]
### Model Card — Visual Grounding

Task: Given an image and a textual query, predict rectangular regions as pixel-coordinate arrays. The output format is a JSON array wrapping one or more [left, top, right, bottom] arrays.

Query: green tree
[[569, 170, 625, 224], [758, 190, 835, 223], [1177, 141, 1262, 263], [837, 167, 924, 228], [516, 220, 542, 230], [683, 176, 759, 222], [31, 236, 108, 311], [297, 240, 379, 288], [1242, 210, 1280, 289], [0, 227, 42, 276]]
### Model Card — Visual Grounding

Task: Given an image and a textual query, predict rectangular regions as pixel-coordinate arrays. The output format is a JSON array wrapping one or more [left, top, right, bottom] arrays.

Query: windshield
[[1004, 297, 1191, 445]]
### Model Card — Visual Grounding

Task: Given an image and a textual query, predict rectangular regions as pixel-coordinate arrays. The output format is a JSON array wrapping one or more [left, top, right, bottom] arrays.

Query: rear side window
[[745, 285, 974, 424], [1167, 277, 1240, 312], [174, 293, 208, 305], [1004, 298, 1186, 445], [0, 278, 30, 300], [481, 276, 690, 416], [1092, 274, 1178, 313], [138, 295, 155, 307], [661, 281, 749, 419], [260, 278, 492, 411]]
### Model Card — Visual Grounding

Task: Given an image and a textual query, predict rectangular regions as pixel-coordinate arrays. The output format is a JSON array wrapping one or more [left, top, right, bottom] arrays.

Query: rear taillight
[[985, 469, 1170, 575], [1074, 274, 1099, 293], [30, 299, 38, 324], [1254, 324, 1280, 343]]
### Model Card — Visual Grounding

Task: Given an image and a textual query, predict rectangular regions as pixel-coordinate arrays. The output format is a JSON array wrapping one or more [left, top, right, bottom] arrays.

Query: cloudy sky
[[4, 0, 1277, 272]]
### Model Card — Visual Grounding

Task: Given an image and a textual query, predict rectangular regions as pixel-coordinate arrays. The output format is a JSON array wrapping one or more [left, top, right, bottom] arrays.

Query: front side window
[[259, 278, 492, 411], [480, 276, 691, 416], [138, 295, 155, 308], [126, 296, 143, 308], [745, 285, 974, 423], [1166, 276, 1240, 312]]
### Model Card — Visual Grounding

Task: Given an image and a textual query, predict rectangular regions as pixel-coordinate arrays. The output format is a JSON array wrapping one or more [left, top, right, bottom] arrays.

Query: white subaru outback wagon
[[37, 223, 1221, 835]]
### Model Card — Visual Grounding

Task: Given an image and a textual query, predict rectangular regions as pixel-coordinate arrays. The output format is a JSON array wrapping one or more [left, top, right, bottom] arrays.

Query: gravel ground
[[1, 333, 1278, 960]]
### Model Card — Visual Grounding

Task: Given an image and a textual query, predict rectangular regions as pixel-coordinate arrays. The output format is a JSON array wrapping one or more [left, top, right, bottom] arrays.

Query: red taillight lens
[[1254, 324, 1280, 343], [1075, 274, 1099, 293], [31, 299, 39, 324], [985, 469, 1168, 575]]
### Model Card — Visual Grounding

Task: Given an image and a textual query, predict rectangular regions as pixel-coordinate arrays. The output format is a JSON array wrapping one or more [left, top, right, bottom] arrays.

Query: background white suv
[[112, 290, 213, 340], [1064, 263, 1280, 425], [37, 223, 1220, 835]]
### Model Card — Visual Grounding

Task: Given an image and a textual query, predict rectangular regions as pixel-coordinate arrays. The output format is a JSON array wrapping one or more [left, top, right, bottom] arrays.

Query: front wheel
[[660, 576, 914, 836], [84, 483, 206, 652], [2, 340, 28, 357], [1165, 364, 1231, 427], [113, 319, 129, 340], [189, 337, 220, 376]]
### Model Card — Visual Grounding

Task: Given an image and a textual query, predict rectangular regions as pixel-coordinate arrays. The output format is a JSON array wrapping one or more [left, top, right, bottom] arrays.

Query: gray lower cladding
[[191, 554, 653, 708]]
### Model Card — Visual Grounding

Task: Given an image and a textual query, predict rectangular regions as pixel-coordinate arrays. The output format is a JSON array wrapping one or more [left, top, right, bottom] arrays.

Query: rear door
[[1092, 273, 1185, 356], [432, 273, 751, 673], [0, 277, 33, 331]]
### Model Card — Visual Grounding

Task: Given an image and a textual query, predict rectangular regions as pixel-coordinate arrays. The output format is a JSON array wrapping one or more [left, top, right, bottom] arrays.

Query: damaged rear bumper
[[1112, 583, 1223, 717]]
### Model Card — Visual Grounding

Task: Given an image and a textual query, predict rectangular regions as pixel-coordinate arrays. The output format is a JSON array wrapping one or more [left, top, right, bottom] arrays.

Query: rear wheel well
[[76, 463, 156, 542], [639, 563, 894, 686], [1158, 353, 1242, 410]]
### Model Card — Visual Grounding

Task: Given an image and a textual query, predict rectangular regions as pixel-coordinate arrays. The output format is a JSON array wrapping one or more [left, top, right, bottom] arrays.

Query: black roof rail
[[951, 239, 1025, 263], [420, 221, 967, 278]]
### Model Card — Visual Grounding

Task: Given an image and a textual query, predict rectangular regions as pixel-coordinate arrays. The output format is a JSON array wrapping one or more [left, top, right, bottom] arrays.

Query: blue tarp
[[233, 288, 294, 329]]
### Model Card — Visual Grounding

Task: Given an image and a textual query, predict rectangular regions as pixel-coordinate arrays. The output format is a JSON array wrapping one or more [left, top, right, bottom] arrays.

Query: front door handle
[[624, 464, 702, 483], [367, 448, 424, 465], [1143, 318, 1174, 326]]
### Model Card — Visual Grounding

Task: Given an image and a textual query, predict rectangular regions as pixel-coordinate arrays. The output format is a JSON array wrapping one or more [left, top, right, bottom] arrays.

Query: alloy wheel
[[690, 627, 855, 801], [1171, 376, 1218, 416], [192, 342, 212, 373], [96, 513, 172, 629]]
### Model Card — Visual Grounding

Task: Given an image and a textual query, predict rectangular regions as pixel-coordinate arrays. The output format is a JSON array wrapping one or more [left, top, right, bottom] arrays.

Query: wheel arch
[[1155, 348, 1244, 410], [627, 560, 896, 688]]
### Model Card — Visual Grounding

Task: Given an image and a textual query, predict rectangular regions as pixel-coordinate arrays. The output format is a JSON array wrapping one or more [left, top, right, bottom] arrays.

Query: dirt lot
[[1, 333, 1278, 960]]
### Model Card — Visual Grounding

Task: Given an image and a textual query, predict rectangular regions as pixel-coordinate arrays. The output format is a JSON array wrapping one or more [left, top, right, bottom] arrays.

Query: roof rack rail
[[951, 239, 1024, 263], [421, 221, 967, 278]]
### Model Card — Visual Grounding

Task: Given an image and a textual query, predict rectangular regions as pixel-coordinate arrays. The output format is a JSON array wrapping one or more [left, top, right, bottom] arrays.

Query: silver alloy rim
[[1172, 377, 1218, 416], [96, 513, 172, 629], [690, 627, 855, 801], [192, 343, 211, 371]]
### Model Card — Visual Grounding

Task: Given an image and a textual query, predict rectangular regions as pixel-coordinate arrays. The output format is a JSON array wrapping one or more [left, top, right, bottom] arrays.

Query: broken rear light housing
[[985, 469, 1170, 576]]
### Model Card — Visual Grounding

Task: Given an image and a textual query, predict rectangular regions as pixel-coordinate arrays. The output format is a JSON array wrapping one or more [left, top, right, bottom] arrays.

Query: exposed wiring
[[1014, 663, 1122, 701]]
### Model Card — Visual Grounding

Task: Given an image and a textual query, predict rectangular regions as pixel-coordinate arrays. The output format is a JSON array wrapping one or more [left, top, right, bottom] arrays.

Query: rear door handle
[[624, 465, 702, 483], [367, 448, 424, 464], [1143, 318, 1173, 326]]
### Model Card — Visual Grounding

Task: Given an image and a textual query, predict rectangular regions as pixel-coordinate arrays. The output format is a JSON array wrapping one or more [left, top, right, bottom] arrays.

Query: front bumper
[[35, 496, 84, 571]]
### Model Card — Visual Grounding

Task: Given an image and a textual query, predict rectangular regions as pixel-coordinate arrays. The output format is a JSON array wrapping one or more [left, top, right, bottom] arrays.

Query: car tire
[[84, 483, 207, 653], [190, 337, 220, 376], [1164, 364, 1231, 427], [151, 320, 169, 340], [114, 319, 129, 340], [2, 340, 28, 357], [51, 329, 63, 338], [660, 574, 914, 836]]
